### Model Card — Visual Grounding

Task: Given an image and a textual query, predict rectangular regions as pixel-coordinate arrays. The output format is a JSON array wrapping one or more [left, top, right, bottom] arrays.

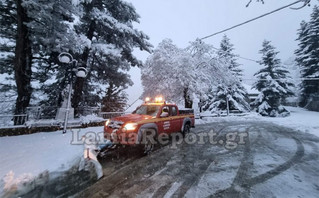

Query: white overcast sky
[[125, 0, 316, 109]]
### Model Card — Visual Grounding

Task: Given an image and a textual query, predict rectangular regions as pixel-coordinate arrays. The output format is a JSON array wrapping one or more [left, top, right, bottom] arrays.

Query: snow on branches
[[295, 6, 319, 110], [252, 40, 294, 117], [141, 37, 249, 110]]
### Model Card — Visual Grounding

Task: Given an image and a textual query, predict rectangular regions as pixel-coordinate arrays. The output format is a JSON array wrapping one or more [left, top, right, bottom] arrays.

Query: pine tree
[[0, 0, 77, 122], [295, 6, 319, 111], [218, 35, 243, 77], [0, 0, 16, 113], [28, 0, 78, 110], [72, 0, 152, 112], [0, 0, 15, 74], [186, 39, 235, 110], [101, 83, 128, 112], [204, 35, 250, 113], [253, 40, 294, 117], [205, 82, 251, 113], [11, 0, 33, 124]]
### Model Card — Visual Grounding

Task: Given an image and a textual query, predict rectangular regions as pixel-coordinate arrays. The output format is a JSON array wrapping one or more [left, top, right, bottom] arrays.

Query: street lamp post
[[58, 52, 87, 134]]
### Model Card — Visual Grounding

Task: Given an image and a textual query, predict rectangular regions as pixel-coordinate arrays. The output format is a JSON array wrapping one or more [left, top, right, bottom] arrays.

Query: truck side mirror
[[160, 112, 169, 117]]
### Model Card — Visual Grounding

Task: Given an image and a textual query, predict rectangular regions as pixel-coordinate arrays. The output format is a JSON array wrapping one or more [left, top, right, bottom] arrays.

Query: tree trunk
[[14, 0, 32, 125], [183, 87, 193, 108]]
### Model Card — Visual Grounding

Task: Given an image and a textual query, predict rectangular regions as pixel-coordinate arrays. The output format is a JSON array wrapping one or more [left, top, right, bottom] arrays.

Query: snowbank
[[0, 126, 104, 197], [23, 114, 106, 127], [261, 106, 319, 137], [80, 114, 106, 124]]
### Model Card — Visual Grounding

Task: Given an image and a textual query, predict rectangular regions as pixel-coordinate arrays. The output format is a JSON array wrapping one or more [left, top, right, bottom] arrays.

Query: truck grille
[[108, 120, 124, 129]]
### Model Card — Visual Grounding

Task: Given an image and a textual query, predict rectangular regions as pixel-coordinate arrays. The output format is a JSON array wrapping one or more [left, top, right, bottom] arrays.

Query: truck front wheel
[[140, 128, 157, 154], [144, 138, 154, 154], [182, 123, 191, 137]]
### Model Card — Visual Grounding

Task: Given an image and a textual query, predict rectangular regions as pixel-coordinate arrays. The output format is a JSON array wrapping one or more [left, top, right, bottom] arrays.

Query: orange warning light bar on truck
[[144, 96, 165, 104]]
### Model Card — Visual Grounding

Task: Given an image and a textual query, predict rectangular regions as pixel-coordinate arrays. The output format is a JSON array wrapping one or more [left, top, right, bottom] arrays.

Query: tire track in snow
[[212, 127, 254, 198], [246, 137, 304, 186], [169, 125, 234, 197], [210, 124, 305, 198]]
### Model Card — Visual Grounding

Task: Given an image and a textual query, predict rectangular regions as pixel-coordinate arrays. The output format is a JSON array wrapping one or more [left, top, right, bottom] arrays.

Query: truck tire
[[141, 128, 158, 154], [144, 138, 154, 154], [182, 123, 191, 137]]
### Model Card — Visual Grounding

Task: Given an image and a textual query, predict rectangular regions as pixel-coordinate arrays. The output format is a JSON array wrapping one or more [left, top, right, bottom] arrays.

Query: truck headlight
[[124, 123, 138, 131], [105, 119, 110, 126]]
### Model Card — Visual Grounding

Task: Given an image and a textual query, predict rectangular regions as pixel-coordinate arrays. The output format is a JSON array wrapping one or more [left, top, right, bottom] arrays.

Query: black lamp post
[[58, 52, 87, 134]]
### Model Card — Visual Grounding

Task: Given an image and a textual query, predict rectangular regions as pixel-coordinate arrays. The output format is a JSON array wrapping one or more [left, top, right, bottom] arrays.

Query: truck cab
[[104, 97, 195, 147]]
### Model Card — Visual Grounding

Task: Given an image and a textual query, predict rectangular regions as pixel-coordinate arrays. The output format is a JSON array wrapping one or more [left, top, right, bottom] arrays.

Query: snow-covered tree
[[1, 0, 152, 117], [71, 0, 152, 112], [282, 57, 301, 106], [186, 39, 245, 113], [141, 39, 194, 107], [253, 40, 294, 117], [205, 82, 251, 113], [142, 38, 237, 109], [1, 0, 33, 122], [218, 35, 243, 78], [295, 6, 319, 111], [0, 0, 15, 75], [186, 39, 218, 109], [0, 0, 77, 122], [27, 0, 80, 110], [203, 35, 250, 113]]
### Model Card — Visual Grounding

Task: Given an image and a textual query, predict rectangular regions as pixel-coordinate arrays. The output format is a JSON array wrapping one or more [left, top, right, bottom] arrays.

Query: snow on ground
[[262, 106, 319, 137], [184, 153, 242, 197], [197, 106, 319, 137], [0, 106, 318, 196], [0, 126, 104, 196]]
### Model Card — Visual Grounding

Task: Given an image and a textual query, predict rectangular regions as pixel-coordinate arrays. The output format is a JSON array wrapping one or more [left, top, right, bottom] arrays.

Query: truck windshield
[[133, 105, 160, 117]]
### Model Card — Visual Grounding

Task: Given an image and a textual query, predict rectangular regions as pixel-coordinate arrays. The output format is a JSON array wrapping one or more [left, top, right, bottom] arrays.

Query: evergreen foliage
[[0, 0, 151, 118], [253, 40, 294, 117], [204, 35, 250, 113], [295, 6, 319, 111]]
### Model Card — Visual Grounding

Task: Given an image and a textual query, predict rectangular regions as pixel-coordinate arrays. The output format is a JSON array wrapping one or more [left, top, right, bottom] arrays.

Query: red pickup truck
[[104, 98, 195, 152]]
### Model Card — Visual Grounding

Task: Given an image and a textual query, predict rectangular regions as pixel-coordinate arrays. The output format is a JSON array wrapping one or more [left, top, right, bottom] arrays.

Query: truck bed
[[179, 109, 194, 115]]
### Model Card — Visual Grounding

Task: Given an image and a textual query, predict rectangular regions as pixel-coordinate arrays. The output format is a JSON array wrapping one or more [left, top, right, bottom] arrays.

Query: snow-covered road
[[78, 121, 319, 198]]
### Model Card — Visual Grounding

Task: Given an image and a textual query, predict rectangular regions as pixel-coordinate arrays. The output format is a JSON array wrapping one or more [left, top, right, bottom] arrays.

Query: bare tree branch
[[246, 0, 264, 7], [290, 0, 311, 10]]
